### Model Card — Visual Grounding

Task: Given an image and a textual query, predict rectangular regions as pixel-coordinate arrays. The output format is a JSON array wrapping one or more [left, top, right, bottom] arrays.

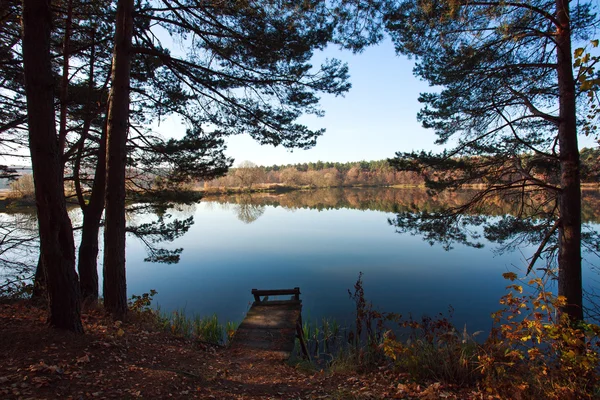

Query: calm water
[[119, 188, 600, 334], [2, 188, 599, 334]]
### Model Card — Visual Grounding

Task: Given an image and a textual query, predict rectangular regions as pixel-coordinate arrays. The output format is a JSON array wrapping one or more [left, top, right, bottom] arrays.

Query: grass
[[154, 307, 237, 346], [390, 322, 482, 386], [128, 292, 237, 346]]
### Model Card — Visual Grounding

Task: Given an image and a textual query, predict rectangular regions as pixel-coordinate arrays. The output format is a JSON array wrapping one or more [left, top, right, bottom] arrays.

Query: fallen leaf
[[77, 355, 90, 364]]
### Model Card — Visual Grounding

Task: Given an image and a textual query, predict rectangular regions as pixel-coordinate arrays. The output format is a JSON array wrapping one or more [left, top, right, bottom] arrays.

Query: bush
[[383, 316, 482, 386], [9, 174, 35, 199], [479, 273, 600, 399], [354, 272, 600, 398]]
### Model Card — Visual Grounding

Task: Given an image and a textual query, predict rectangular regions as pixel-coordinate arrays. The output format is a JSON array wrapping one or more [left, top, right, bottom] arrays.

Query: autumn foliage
[[337, 273, 600, 399], [479, 274, 600, 399]]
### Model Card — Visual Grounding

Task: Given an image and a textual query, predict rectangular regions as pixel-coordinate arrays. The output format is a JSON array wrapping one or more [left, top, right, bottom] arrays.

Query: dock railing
[[251, 287, 301, 304]]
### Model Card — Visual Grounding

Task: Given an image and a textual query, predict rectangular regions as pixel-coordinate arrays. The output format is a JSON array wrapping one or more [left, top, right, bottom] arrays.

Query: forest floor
[[0, 301, 487, 400]]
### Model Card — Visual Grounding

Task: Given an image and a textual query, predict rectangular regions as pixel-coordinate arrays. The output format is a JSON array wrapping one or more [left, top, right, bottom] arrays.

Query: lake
[[118, 187, 600, 335], [1, 187, 599, 335]]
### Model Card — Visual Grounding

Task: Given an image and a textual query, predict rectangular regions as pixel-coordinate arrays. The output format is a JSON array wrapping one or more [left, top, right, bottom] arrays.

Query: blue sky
[[230, 39, 449, 167], [153, 37, 447, 167], [8, 33, 598, 168], [183, 37, 599, 168], [224, 39, 442, 167]]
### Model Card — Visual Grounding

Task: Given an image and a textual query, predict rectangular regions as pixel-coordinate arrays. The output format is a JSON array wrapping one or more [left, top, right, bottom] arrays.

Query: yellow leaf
[[117, 328, 125, 337], [575, 47, 585, 58], [508, 284, 523, 293], [592, 39, 599, 48], [503, 272, 518, 281], [582, 54, 591, 63]]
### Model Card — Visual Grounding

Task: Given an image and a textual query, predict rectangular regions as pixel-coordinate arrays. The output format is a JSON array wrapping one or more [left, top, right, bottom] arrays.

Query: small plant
[[193, 314, 224, 344], [225, 321, 238, 342], [159, 308, 235, 345], [382, 314, 482, 386], [128, 290, 236, 346], [479, 272, 600, 399], [0, 273, 34, 301], [128, 289, 158, 313], [347, 272, 389, 369]]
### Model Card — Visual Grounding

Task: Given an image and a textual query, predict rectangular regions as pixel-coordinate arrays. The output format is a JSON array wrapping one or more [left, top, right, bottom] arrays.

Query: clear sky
[[154, 37, 447, 168], [224, 39, 442, 167], [166, 37, 599, 168]]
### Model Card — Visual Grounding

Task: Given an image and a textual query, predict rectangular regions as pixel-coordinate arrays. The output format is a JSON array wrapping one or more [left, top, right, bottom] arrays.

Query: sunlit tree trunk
[[78, 127, 106, 304], [76, 32, 106, 305], [22, 0, 83, 332], [103, 0, 133, 319], [555, 0, 582, 320]]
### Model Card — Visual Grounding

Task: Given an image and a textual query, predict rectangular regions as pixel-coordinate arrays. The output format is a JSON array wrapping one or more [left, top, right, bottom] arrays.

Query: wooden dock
[[230, 288, 309, 360]]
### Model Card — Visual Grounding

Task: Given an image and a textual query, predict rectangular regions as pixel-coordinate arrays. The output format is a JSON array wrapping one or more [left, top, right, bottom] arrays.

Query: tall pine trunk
[[556, 0, 583, 320], [22, 0, 83, 332], [78, 214, 102, 303], [74, 30, 106, 304], [103, 0, 133, 319], [78, 138, 106, 303], [78, 163, 105, 304]]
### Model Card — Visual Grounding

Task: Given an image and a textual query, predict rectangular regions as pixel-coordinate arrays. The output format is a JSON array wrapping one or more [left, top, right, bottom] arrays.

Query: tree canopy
[[385, 0, 598, 319]]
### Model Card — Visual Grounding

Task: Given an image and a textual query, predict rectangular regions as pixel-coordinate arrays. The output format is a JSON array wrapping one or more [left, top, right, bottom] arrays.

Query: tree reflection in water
[[234, 195, 265, 224]]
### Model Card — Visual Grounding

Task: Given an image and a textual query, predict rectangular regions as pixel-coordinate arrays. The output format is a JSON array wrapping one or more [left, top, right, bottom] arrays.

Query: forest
[[202, 148, 600, 189], [1, 0, 600, 399]]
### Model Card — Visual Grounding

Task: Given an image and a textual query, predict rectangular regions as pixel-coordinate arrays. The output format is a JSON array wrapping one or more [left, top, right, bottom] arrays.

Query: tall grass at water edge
[[129, 291, 237, 346]]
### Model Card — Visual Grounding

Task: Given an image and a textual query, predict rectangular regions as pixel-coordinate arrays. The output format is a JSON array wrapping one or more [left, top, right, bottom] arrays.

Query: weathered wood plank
[[231, 288, 305, 360], [251, 288, 300, 297], [252, 300, 301, 307]]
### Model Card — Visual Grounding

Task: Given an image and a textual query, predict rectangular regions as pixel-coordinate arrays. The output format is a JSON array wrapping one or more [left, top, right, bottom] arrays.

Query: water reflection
[[0, 211, 39, 284], [204, 187, 600, 222], [2, 187, 599, 334], [233, 195, 266, 224], [126, 202, 197, 264]]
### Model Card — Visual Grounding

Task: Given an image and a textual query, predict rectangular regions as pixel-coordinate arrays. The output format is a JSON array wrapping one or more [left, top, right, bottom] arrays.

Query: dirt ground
[[0, 302, 483, 399]]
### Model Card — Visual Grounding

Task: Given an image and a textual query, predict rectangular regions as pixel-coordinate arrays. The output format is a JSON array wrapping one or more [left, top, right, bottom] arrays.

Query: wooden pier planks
[[230, 288, 307, 360]]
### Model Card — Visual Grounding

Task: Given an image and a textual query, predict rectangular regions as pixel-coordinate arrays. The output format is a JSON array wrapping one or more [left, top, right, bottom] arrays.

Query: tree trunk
[[31, 255, 46, 303], [22, 0, 83, 332], [555, 0, 583, 321], [74, 30, 105, 305], [78, 145, 106, 303], [103, 0, 133, 319], [58, 0, 73, 156], [78, 206, 103, 304]]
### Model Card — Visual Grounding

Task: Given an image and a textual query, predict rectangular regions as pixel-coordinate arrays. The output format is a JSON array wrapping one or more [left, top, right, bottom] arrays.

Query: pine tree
[[386, 0, 598, 320], [21, 0, 83, 332]]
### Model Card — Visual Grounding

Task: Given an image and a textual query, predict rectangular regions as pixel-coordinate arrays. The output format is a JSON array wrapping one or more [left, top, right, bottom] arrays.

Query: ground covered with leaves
[[0, 301, 489, 399]]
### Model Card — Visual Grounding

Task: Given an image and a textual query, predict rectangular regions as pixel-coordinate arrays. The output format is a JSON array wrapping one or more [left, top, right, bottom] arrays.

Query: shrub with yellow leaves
[[380, 272, 600, 398], [481, 273, 600, 399]]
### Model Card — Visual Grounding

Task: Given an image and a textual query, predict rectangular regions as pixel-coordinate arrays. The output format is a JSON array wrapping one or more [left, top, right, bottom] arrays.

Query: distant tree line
[[204, 159, 423, 188], [204, 187, 600, 224], [203, 149, 600, 189]]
